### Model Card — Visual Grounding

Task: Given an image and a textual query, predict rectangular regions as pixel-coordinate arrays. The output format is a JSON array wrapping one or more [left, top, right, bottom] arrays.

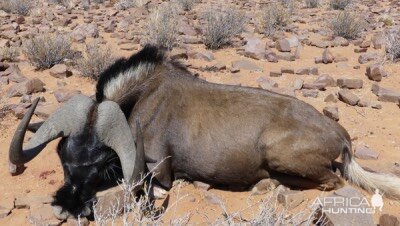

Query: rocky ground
[[0, 0, 400, 225]]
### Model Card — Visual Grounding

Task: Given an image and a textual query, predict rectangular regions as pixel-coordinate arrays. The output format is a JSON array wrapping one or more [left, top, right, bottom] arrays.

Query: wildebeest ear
[[27, 121, 44, 133]]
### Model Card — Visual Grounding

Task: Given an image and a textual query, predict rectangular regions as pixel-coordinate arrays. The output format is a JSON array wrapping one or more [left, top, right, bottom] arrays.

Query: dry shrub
[[202, 7, 246, 49], [305, 0, 320, 8], [146, 3, 178, 50], [176, 0, 195, 11], [0, 0, 34, 15], [0, 46, 19, 62], [76, 42, 114, 80], [23, 33, 74, 69], [385, 30, 400, 62], [260, 3, 290, 37], [115, 0, 147, 9], [330, 0, 352, 10], [329, 11, 366, 40]]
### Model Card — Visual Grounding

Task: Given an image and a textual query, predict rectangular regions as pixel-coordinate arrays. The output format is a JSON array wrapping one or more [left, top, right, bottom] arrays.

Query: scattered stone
[[293, 78, 303, 90], [379, 214, 400, 226], [277, 52, 295, 61], [189, 51, 215, 62], [302, 90, 318, 98], [355, 145, 379, 160], [322, 48, 334, 64], [338, 89, 360, 106], [372, 33, 385, 49], [276, 39, 291, 52], [316, 186, 374, 226], [270, 71, 282, 77], [5, 65, 27, 83], [257, 76, 278, 90], [7, 78, 45, 97], [367, 64, 386, 82], [49, 64, 71, 79], [359, 53, 379, 64], [231, 60, 262, 72], [15, 195, 53, 209], [371, 83, 400, 103], [265, 50, 278, 63], [295, 68, 310, 75], [242, 37, 266, 60], [54, 89, 81, 103], [309, 67, 318, 75], [323, 106, 339, 121], [281, 67, 294, 74], [193, 181, 211, 191], [205, 192, 223, 205], [303, 74, 335, 90], [337, 78, 363, 89], [251, 179, 280, 195], [277, 190, 304, 210], [28, 204, 62, 226]]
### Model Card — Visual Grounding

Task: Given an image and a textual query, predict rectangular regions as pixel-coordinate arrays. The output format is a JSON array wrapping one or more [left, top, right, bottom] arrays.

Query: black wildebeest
[[9, 45, 400, 219]]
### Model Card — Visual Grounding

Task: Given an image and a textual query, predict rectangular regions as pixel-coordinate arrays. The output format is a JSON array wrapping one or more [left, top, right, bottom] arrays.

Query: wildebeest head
[[9, 95, 145, 219]]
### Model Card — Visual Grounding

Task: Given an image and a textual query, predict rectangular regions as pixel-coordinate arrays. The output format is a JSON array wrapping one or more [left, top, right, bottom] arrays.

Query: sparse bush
[[76, 42, 114, 80], [282, 0, 295, 14], [385, 30, 400, 62], [305, 0, 320, 8], [23, 33, 74, 69], [176, 0, 195, 11], [330, 0, 352, 10], [202, 7, 246, 49], [146, 3, 178, 50], [329, 11, 366, 39], [0, 0, 34, 15], [260, 3, 290, 37], [0, 47, 20, 62]]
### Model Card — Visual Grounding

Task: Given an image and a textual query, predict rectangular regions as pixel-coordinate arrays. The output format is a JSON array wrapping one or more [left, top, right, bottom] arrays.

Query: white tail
[[343, 148, 400, 199]]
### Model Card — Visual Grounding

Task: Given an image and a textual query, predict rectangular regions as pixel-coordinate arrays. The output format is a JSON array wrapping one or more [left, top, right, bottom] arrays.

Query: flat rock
[[54, 89, 81, 103], [28, 204, 62, 226], [323, 106, 339, 121], [359, 52, 379, 64], [7, 78, 45, 97], [49, 64, 71, 78], [338, 89, 360, 106], [355, 145, 379, 160], [324, 93, 338, 103], [193, 181, 211, 191], [188, 51, 215, 62], [295, 67, 310, 75], [302, 90, 318, 98], [241, 37, 266, 60], [270, 71, 282, 77], [251, 178, 280, 195], [366, 64, 386, 82], [277, 190, 304, 210], [15, 195, 53, 209], [281, 67, 294, 74], [337, 78, 363, 89], [257, 76, 278, 90], [231, 60, 262, 72], [371, 83, 400, 103], [276, 38, 291, 52]]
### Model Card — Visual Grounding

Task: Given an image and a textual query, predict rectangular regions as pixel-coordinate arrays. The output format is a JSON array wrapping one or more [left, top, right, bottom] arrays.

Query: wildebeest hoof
[[152, 185, 168, 199]]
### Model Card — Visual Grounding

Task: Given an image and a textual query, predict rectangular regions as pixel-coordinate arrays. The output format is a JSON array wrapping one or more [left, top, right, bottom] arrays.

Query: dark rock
[[371, 83, 400, 103], [270, 71, 282, 77], [302, 90, 319, 98], [281, 67, 294, 74]]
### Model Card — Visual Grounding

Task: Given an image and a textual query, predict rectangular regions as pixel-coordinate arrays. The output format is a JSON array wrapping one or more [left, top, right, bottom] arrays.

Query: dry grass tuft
[[75, 42, 114, 80], [385, 30, 400, 62], [176, 0, 195, 11], [0, 0, 34, 15], [329, 11, 366, 40], [305, 0, 320, 8], [260, 3, 291, 37], [202, 7, 246, 49], [330, 0, 352, 10], [146, 3, 178, 50], [23, 33, 74, 70], [0, 46, 20, 62]]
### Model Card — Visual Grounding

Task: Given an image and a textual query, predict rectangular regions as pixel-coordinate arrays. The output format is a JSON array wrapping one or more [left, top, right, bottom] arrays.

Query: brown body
[[122, 63, 349, 190]]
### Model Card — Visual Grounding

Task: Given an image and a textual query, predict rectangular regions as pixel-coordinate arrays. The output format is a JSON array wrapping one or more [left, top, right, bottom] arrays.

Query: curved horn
[[95, 101, 145, 184], [9, 95, 94, 169]]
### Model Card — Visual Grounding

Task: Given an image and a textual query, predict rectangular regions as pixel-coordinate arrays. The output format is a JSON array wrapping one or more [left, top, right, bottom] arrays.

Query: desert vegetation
[[0, 0, 34, 15], [260, 3, 291, 37], [202, 7, 246, 49], [330, 0, 352, 10], [22, 33, 74, 69], [305, 0, 320, 8], [328, 11, 366, 39]]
